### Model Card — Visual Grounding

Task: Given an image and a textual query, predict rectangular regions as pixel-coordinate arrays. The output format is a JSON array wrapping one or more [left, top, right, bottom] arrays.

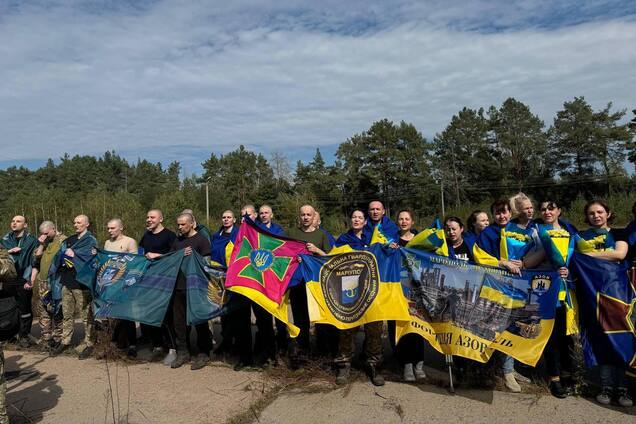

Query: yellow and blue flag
[[300, 244, 410, 330], [366, 216, 399, 246], [479, 274, 527, 309], [537, 222, 579, 334], [473, 223, 533, 267], [575, 228, 616, 253], [406, 218, 449, 256]]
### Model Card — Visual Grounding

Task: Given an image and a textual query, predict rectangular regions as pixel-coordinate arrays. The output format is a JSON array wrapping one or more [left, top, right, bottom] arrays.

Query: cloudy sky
[[1, 0, 635, 175]]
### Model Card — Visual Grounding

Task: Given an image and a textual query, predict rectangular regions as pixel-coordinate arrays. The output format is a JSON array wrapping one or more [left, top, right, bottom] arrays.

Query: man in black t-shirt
[[167, 213, 213, 370], [139, 209, 177, 258], [138, 209, 177, 362]]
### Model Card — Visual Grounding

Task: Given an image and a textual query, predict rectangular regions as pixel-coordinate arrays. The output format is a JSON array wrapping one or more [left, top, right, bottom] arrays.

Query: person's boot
[[513, 370, 531, 383], [336, 366, 350, 385], [504, 372, 521, 393], [78, 345, 94, 360], [367, 364, 385, 387], [414, 361, 427, 380], [549, 380, 567, 399], [403, 363, 415, 382], [191, 353, 209, 371], [170, 351, 190, 369], [50, 342, 68, 356]]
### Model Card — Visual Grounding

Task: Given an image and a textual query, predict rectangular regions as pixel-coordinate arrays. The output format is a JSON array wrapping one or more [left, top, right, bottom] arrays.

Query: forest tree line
[[2, 96, 635, 242]]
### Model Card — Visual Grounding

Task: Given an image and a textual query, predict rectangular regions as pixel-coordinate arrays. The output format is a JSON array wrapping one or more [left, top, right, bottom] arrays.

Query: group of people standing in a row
[[0, 194, 633, 423]]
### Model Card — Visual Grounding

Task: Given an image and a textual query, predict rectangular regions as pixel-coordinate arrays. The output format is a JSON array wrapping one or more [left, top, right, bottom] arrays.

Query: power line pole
[[205, 178, 210, 227], [440, 179, 445, 218]]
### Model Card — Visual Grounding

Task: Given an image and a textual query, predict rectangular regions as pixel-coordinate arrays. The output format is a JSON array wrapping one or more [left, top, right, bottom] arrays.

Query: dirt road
[[4, 349, 634, 424]]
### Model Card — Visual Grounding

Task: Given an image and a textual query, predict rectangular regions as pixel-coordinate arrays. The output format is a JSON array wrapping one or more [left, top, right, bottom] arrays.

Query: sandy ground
[[3, 347, 634, 424]]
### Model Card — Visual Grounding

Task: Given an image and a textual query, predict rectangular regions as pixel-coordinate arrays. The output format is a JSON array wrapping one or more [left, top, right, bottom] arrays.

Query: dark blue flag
[[571, 253, 636, 370]]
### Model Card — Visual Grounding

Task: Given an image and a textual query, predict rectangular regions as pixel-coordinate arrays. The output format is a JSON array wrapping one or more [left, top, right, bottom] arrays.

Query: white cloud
[[0, 1, 634, 171]]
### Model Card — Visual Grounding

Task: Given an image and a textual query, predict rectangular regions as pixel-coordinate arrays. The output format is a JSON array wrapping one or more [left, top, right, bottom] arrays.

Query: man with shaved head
[[229, 204, 262, 370], [211, 210, 239, 360], [181, 209, 212, 247], [104, 218, 139, 357], [0, 215, 39, 348], [364, 200, 399, 245], [30, 221, 66, 350], [167, 212, 213, 370], [286, 205, 334, 366], [51, 214, 98, 358], [104, 218, 137, 254], [138, 208, 177, 361]]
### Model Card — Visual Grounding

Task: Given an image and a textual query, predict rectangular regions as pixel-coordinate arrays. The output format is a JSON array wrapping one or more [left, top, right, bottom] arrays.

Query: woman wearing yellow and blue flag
[[333, 209, 385, 386], [575, 200, 632, 407], [473, 198, 535, 392], [333, 210, 368, 252], [532, 200, 578, 398], [466, 210, 490, 241], [387, 210, 427, 382]]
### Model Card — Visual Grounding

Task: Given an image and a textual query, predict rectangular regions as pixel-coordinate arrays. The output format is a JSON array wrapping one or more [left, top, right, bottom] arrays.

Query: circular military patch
[[319, 251, 380, 324]]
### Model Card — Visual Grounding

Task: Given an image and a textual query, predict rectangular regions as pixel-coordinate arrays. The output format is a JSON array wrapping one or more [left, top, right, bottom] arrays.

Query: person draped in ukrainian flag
[[575, 200, 632, 408], [472, 197, 535, 393], [364, 200, 399, 245], [210, 209, 239, 359], [530, 200, 578, 399], [390, 210, 427, 383], [466, 210, 490, 242], [332, 209, 385, 386]]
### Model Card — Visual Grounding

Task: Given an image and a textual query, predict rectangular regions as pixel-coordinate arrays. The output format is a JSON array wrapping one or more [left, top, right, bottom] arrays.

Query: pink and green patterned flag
[[226, 218, 308, 337]]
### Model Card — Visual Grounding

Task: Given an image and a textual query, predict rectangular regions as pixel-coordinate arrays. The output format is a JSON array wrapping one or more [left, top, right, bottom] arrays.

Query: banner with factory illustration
[[396, 248, 560, 365]]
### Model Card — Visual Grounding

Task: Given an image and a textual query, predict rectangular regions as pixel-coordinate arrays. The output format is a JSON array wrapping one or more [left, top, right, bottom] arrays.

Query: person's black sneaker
[[150, 347, 164, 362], [549, 380, 567, 399], [78, 345, 94, 360], [366, 364, 385, 387], [191, 353, 209, 371], [596, 386, 612, 405], [617, 387, 633, 407], [170, 352, 190, 369], [126, 346, 138, 359]]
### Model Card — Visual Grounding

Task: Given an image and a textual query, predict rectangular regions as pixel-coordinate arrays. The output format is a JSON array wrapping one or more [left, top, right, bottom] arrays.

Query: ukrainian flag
[[575, 228, 615, 253], [300, 243, 411, 330], [473, 223, 533, 267], [538, 224, 579, 335], [406, 219, 449, 256], [500, 224, 533, 261], [479, 274, 527, 309]]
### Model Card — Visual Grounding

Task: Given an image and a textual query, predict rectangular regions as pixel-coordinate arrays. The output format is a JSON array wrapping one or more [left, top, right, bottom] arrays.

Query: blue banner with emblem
[[570, 253, 636, 370], [77, 249, 225, 326]]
